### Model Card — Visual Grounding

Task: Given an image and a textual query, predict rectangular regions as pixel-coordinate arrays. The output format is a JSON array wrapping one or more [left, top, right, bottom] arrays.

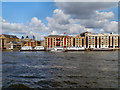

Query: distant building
[[1, 32, 119, 50], [20, 38, 41, 48], [74, 35, 85, 48], [45, 32, 120, 49], [75, 32, 120, 48], [40, 40, 44, 47], [44, 35, 74, 48], [85, 32, 120, 48], [6, 41, 21, 50], [0, 34, 19, 49]]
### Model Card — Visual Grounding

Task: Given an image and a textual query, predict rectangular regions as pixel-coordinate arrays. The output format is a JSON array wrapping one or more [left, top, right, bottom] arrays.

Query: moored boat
[[34, 46, 45, 51], [66, 47, 85, 51], [50, 47, 65, 52], [20, 46, 32, 51], [20, 46, 45, 51], [90, 48, 113, 51]]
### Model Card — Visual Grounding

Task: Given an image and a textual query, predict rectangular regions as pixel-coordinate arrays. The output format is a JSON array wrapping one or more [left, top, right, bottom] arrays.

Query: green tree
[[21, 36, 24, 39], [33, 35, 35, 40], [26, 36, 29, 38]]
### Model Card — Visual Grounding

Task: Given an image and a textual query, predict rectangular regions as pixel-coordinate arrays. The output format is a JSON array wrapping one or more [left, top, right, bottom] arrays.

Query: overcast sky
[[1, 1, 118, 40]]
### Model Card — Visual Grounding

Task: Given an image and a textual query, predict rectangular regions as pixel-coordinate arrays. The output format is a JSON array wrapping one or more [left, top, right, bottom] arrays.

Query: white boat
[[90, 48, 113, 51], [66, 47, 85, 51], [34, 46, 44, 51], [51, 47, 65, 52], [21, 46, 33, 50], [77, 47, 85, 51], [20, 46, 45, 51]]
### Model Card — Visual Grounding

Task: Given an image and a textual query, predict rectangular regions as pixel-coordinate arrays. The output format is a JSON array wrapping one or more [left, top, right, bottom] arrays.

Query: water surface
[[2, 51, 119, 88]]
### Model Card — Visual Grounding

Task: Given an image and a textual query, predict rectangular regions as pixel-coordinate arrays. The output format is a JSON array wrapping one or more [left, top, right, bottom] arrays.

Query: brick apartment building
[[44, 32, 120, 49]]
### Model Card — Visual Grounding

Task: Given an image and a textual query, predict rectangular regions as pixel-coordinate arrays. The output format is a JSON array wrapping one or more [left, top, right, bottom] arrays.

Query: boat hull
[[65, 49, 85, 51], [90, 48, 113, 51], [20, 49, 45, 51]]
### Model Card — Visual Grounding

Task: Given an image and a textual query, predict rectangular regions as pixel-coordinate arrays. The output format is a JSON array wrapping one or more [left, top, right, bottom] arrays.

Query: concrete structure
[[44, 35, 74, 48]]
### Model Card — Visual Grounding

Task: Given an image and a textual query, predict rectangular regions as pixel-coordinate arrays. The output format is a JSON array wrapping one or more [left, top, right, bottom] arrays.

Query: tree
[[33, 35, 35, 40], [26, 36, 29, 38], [21, 36, 24, 39]]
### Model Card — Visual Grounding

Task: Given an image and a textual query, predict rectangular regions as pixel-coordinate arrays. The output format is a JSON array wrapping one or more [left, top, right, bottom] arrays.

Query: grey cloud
[[55, 2, 117, 30], [47, 8, 118, 34], [56, 2, 117, 19], [47, 9, 95, 35]]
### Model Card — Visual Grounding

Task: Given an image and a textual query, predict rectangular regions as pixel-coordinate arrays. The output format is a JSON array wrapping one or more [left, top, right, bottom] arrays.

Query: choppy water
[[2, 51, 119, 88]]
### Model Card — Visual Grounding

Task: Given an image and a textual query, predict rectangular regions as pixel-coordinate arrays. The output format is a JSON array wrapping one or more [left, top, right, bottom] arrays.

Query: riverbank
[[1, 48, 120, 52], [0, 48, 20, 52]]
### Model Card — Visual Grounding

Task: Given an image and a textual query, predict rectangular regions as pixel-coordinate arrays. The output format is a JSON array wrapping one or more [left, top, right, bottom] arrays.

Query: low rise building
[[40, 40, 44, 47], [74, 35, 85, 48], [44, 35, 74, 48], [6, 41, 21, 50], [45, 32, 120, 49], [75, 32, 120, 49], [0, 34, 19, 49], [20, 38, 41, 48], [85, 32, 120, 48]]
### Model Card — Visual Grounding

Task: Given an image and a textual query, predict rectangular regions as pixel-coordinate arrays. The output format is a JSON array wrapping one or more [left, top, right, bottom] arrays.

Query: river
[[2, 51, 119, 88]]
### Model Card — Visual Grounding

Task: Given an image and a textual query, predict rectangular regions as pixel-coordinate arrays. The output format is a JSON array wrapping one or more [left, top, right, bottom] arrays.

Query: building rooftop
[[1, 34, 18, 38], [48, 35, 72, 37], [87, 32, 119, 36]]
